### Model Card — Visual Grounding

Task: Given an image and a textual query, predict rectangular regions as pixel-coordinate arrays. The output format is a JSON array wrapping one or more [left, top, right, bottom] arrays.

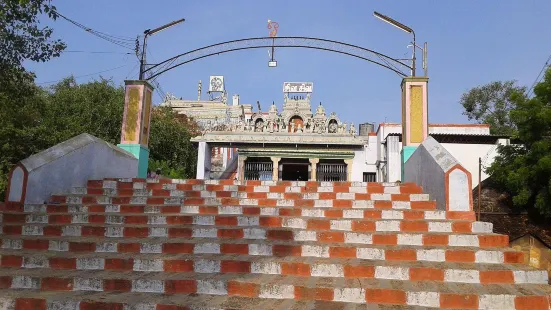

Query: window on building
[[363, 172, 376, 183]]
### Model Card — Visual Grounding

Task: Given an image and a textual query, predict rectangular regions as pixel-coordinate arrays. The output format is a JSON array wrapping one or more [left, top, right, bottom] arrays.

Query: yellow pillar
[[401, 77, 429, 180], [118, 80, 154, 178]]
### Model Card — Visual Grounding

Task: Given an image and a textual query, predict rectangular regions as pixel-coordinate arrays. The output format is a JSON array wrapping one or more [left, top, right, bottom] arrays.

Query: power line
[[145, 48, 170, 102], [125, 62, 140, 80], [64, 50, 133, 55], [527, 52, 551, 98], [53, 10, 137, 50], [37, 64, 130, 85]]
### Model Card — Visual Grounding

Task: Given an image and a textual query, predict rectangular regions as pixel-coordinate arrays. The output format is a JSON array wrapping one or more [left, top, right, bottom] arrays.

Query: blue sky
[[27, 1, 551, 127]]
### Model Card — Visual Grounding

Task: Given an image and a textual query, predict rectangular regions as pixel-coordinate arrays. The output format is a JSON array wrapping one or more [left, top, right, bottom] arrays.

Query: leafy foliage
[[0, 0, 66, 196], [459, 81, 525, 135], [0, 0, 65, 81], [0, 0, 198, 199], [40, 77, 125, 145], [487, 68, 551, 217], [1, 78, 199, 198], [148, 107, 199, 179]]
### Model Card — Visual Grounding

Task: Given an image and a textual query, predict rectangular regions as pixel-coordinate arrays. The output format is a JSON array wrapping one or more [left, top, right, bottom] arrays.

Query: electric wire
[[64, 50, 133, 55], [125, 62, 140, 80], [527, 52, 551, 98], [142, 47, 168, 101], [36, 64, 131, 85], [53, 10, 137, 50]]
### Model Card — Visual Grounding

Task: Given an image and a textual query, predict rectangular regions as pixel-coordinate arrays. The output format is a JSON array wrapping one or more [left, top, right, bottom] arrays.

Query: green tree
[[0, 76, 200, 197], [148, 107, 198, 179], [41, 77, 125, 145], [487, 68, 551, 217], [0, 81, 50, 195], [459, 81, 525, 136], [1, 0, 65, 83], [0, 0, 66, 197]]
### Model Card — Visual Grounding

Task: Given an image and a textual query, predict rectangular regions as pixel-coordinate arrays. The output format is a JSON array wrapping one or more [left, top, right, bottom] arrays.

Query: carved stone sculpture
[[350, 122, 356, 136], [328, 121, 338, 133], [255, 120, 264, 132]]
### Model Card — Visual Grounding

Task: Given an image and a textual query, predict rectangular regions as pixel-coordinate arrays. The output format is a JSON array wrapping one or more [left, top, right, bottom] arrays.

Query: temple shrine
[[163, 77, 510, 186]]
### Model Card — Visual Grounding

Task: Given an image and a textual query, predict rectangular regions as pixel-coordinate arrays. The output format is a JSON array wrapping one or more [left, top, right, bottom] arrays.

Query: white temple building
[[162, 77, 509, 188]]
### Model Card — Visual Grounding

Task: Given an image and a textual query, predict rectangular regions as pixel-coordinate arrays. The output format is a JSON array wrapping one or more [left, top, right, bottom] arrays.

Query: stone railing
[[5, 133, 137, 205], [403, 136, 472, 212]]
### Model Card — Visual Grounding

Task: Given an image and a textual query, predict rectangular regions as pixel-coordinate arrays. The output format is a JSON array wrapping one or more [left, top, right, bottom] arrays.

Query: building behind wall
[[162, 76, 510, 184], [375, 123, 510, 188]]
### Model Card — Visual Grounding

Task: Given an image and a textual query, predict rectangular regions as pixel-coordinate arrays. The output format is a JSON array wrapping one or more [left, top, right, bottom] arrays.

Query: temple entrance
[[280, 159, 310, 181]]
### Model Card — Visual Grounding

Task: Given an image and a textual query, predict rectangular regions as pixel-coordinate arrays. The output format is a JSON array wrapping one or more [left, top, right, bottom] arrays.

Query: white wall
[[440, 143, 500, 187], [351, 135, 378, 182], [404, 137, 471, 212], [375, 124, 401, 182], [386, 136, 401, 182], [429, 126, 490, 135], [8, 133, 137, 204]]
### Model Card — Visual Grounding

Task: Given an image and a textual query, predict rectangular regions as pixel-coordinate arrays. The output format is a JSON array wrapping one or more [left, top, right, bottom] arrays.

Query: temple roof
[[191, 132, 365, 146]]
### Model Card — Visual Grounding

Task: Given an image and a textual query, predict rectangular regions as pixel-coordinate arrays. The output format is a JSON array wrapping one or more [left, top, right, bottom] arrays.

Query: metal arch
[[144, 37, 412, 80]]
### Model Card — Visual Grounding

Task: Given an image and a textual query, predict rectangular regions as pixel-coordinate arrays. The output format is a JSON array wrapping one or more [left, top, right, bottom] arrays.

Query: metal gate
[[244, 162, 273, 181], [317, 163, 347, 182]]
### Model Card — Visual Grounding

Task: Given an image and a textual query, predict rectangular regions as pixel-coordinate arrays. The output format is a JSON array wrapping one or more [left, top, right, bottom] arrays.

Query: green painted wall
[[117, 144, 149, 178], [401, 146, 417, 181]]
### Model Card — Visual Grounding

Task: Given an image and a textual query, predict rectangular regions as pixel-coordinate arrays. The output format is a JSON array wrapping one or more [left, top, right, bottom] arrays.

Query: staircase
[[0, 178, 549, 309]]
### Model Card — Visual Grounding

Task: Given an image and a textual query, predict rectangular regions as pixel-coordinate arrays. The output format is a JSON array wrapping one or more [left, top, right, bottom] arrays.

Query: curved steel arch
[[144, 37, 411, 80]]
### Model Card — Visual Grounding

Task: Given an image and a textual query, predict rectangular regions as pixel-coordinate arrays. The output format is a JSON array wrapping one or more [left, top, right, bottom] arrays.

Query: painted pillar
[[118, 80, 154, 178], [309, 158, 319, 182], [401, 77, 429, 181], [238, 155, 247, 181], [196, 141, 212, 180], [271, 157, 280, 181], [344, 159, 353, 182]]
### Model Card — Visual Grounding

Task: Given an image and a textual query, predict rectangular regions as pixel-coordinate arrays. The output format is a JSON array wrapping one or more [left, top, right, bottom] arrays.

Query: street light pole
[[139, 18, 185, 80], [373, 11, 417, 76], [411, 31, 416, 77], [139, 31, 149, 80]]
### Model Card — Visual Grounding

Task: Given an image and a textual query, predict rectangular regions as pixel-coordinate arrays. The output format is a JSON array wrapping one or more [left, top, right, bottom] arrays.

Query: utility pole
[[139, 18, 185, 80]]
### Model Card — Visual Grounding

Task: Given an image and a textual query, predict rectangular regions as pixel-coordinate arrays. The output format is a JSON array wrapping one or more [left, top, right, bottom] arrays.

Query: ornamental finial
[[267, 20, 279, 37]]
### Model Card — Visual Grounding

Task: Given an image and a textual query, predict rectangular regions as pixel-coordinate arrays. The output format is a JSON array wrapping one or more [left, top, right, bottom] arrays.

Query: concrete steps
[[3, 208, 475, 220], [0, 224, 507, 248], [0, 236, 525, 264], [0, 269, 549, 308], [0, 250, 545, 285], [0, 178, 549, 309], [1, 213, 489, 234], [0, 291, 435, 310]]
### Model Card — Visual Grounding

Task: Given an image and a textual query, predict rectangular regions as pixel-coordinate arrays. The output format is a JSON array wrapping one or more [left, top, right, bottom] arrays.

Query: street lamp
[[139, 18, 185, 80], [373, 11, 416, 76]]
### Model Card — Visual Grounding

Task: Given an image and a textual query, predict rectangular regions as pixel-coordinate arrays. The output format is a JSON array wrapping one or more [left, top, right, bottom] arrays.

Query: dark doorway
[[281, 163, 309, 181]]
